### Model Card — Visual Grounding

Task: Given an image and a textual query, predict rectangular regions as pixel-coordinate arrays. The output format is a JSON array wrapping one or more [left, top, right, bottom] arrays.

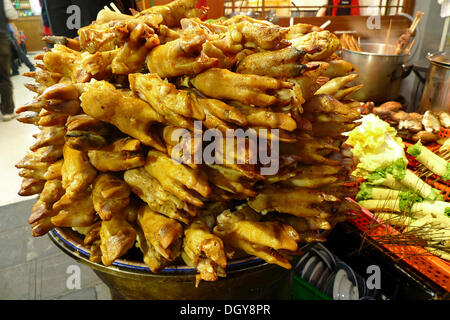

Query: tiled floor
[[0, 55, 111, 300]]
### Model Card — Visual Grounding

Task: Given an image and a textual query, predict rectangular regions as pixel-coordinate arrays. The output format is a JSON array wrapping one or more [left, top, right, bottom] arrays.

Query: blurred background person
[[0, 0, 19, 121], [317, 0, 360, 16], [8, 21, 35, 76]]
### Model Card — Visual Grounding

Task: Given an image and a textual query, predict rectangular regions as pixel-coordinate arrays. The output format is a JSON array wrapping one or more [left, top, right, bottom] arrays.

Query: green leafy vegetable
[[426, 188, 444, 201], [398, 190, 423, 213], [442, 163, 450, 182], [367, 169, 387, 185], [407, 141, 423, 157], [445, 207, 450, 217], [356, 183, 373, 201], [385, 158, 407, 180]]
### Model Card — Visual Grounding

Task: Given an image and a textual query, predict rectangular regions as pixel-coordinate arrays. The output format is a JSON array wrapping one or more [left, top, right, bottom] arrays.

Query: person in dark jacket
[[0, 0, 18, 121], [8, 22, 35, 75]]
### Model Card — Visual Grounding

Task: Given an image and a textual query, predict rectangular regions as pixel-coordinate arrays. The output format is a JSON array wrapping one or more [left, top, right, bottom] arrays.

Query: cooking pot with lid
[[419, 51, 450, 113]]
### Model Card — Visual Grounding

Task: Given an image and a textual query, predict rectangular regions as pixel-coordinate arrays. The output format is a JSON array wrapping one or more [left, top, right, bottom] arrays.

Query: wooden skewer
[[410, 11, 424, 34], [104, 5, 111, 11], [406, 39, 416, 55], [384, 19, 392, 54], [110, 2, 121, 13]]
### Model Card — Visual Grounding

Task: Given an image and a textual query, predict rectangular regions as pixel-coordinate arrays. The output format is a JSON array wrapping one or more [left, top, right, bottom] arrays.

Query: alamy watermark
[[66, 5, 81, 30], [66, 265, 81, 290]]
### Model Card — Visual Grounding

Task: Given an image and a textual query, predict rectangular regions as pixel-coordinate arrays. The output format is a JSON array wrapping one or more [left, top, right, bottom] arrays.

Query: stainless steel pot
[[341, 43, 411, 103], [48, 227, 302, 300], [419, 51, 450, 113]]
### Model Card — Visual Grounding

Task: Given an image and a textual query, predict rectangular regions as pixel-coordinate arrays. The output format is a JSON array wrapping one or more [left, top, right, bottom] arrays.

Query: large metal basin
[[48, 227, 297, 300]]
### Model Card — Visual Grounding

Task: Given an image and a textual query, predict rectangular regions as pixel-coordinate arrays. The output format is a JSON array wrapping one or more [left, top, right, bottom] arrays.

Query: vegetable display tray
[[348, 133, 450, 292], [347, 199, 450, 292]]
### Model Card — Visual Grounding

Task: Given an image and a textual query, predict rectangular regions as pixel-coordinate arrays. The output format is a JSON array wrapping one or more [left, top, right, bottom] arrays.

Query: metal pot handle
[[402, 64, 414, 79]]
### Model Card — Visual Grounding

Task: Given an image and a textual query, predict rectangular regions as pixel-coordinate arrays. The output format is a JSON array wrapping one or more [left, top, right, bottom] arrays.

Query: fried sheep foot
[[134, 0, 203, 28], [18, 178, 45, 197], [321, 59, 358, 79], [290, 31, 341, 62], [29, 126, 66, 152], [111, 22, 160, 75], [268, 213, 332, 234], [214, 205, 299, 269], [191, 68, 293, 107], [144, 150, 211, 207], [43, 44, 117, 83], [23, 68, 63, 88], [314, 74, 361, 99], [280, 165, 344, 189], [228, 101, 297, 131], [129, 73, 205, 129], [183, 219, 227, 286], [99, 214, 137, 266], [92, 173, 131, 221], [280, 134, 340, 166], [285, 23, 322, 40], [80, 80, 165, 151], [28, 179, 65, 225], [87, 137, 145, 172], [51, 191, 96, 227], [146, 25, 218, 78], [137, 205, 184, 261], [236, 46, 310, 78], [61, 144, 97, 199], [247, 186, 339, 218], [135, 225, 170, 272], [221, 16, 289, 50], [65, 114, 111, 151], [124, 168, 194, 224], [203, 164, 257, 198]]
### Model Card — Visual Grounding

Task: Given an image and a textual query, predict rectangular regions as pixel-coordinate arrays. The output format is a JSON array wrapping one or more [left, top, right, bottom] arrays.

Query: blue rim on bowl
[[49, 227, 264, 274]]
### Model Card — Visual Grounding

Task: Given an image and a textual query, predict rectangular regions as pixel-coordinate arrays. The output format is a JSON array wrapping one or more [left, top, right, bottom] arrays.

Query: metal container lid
[[427, 51, 450, 68]]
